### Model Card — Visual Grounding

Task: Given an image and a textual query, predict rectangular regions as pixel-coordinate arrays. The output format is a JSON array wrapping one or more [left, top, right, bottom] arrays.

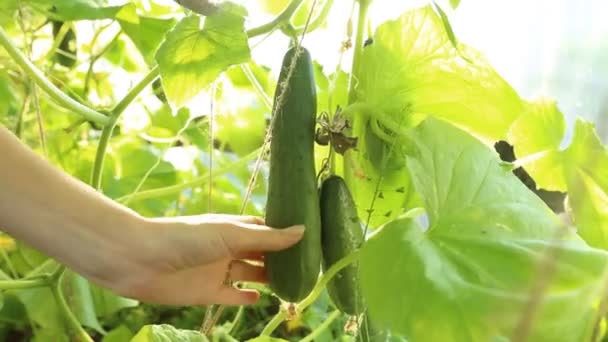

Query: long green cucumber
[[264, 46, 321, 302], [320, 175, 364, 315]]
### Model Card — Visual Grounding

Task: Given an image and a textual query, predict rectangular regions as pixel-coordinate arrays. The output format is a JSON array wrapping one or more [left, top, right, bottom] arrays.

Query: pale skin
[[0, 126, 304, 306]]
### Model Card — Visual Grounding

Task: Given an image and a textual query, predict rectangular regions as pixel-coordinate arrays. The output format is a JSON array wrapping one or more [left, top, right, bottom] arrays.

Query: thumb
[[221, 223, 305, 255]]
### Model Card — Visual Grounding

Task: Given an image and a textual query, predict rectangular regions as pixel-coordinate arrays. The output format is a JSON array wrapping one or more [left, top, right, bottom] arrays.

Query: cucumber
[[320, 175, 364, 315], [264, 46, 321, 302]]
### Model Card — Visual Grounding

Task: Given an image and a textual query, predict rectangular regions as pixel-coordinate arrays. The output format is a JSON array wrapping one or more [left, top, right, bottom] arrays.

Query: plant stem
[[344, 0, 370, 188], [50, 273, 93, 342], [113, 66, 160, 117], [116, 147, 261, 203], [294, 0, 335, 34], [91, 66, 160, 190], [261, 250, 360, 336], [247, 0, 304, 38], [347, 0, 370, 105], [228, 306, 245, 336], [0, 27, 109, 126], [0, 277, 48, 290], [301, 310, 341, 342]]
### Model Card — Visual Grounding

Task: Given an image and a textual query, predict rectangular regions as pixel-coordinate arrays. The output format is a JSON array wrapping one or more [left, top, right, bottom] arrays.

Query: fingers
[[234, 215, 265, 225], [229, 260, 267, 283], [194, 214, 266, 225], [149, 214, 265, 226], [120, 261, 263, 306], [236, 251, 264, 262], [220, 223, 305, 255]]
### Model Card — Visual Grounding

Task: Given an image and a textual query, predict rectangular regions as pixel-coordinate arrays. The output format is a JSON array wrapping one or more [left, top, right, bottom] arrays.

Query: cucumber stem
[[91, 66, 160, 190], [51, 273, 94, 342], [301, 310, 341, 342], [347, 0, 370, 105], [260, 250, 360, 336], [344, 0, 370, 187], [0, 277, 49, 290], [247, 0, 305, 38]]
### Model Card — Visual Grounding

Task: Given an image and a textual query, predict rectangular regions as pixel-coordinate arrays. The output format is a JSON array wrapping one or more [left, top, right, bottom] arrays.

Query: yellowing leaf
[[508, 98, 567, 191], [564, 119, 608, 249]]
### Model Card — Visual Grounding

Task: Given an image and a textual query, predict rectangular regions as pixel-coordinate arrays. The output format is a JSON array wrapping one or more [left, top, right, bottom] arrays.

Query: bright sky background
[[71, 0, 608, 142], [245, 0, 608, 140]]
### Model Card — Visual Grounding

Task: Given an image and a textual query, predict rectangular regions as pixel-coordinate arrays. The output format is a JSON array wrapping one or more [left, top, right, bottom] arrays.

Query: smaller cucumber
[[320, 175, 364, 315]]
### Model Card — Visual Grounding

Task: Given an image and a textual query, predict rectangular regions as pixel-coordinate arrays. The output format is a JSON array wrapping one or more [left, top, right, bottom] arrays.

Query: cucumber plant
[[0, 1, 607, 341]]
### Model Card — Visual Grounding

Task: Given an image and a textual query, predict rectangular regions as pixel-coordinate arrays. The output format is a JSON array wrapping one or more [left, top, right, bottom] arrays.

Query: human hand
[[0, 127, 304, 306], [89, 214, 304, 306]]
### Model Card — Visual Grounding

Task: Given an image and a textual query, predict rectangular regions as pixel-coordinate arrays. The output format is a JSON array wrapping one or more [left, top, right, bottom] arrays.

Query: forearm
[[0, 126, 142, 278]]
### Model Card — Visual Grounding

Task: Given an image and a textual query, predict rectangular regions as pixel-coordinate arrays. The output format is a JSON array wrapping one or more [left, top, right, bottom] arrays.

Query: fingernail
[[284, 225, 305, 235]]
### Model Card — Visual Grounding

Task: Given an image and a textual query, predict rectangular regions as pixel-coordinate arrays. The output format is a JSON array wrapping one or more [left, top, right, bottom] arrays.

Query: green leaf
[[0, 70, 20, 127], [508, 98, 567, 191], [30, 0, 137, 21], [145, 106, 191, 139], [155, 6, 251, 109], [131, 324, 209, 342], [0, 293, 28, 327], [0, 0, 18, 24], [120, 16, 177, 67], [226, 62, 275, 97], [345, 5, 524, 227], [432, 2, 459, 52], [102, 325, 134, 342], [61, 271, 104, 333], [257, 0, 289, 15], [105, 37, 141, 72], [563, 119, 608, 249], [90, 285, 138, 318], [449, 0, 461, 9], [359, 118, 608, 341], [246, 337, 289, 342], [357, 5, 523, 140], [314, 62, 349, 114]]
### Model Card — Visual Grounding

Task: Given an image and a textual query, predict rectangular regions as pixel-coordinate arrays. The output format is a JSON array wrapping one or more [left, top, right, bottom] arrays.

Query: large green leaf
[[359, 118, 608, 341], [563, 119, 608, 249], [131, 324, 208, 342], [356, 5, 523, 140], [508, 98, 567, 191], [345, 5, 523, 228], [155, 4, 251, 109]]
